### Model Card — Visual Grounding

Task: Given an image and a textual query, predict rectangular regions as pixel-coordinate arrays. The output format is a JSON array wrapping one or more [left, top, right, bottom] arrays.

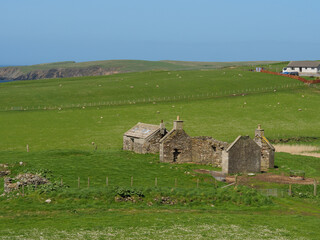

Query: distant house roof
[[287, 61, 320, 68], [124, 123, 160, 139]]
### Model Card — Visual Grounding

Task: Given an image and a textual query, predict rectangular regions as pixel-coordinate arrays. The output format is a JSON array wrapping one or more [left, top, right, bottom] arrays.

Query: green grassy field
[[0, 68, 302, 110], [0, 67, 320, 239]]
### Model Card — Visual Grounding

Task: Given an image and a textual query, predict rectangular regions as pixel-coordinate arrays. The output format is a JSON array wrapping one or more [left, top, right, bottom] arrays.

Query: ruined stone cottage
[[123, 121, 167, 154], [123, 118, 275, 174], [254, 124, 275, 171], [159, 117, 228, 166], [222, 136, 261, 174]]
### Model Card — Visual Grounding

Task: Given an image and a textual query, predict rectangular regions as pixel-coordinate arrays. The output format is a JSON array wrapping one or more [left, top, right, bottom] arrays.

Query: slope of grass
[[0, 68, 304, 109], [1, 67, 320, 239], [4, 59, 281, 74], [1, 87, 319, 151]]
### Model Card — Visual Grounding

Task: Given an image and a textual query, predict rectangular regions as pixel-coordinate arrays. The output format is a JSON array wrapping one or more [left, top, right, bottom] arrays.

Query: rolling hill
[[0, 59, 283, 80]]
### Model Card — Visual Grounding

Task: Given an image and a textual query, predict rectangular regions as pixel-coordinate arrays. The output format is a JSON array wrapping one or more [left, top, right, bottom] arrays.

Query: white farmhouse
[[282, 61, 320, 76]]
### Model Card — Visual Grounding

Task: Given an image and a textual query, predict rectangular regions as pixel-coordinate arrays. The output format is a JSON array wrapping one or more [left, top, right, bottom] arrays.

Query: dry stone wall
[[191, 137, 228, 166]]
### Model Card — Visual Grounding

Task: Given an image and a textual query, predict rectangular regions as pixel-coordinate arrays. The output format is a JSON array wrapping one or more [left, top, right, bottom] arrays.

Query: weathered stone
[[222, 136, 261, 174], [0, 170, 10, 177], [191, 137, 228, 166], [253, 125, 275, 171]]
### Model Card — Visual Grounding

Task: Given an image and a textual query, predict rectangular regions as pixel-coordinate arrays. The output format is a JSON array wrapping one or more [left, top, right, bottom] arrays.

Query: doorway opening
[[173, 149, 181, 162]]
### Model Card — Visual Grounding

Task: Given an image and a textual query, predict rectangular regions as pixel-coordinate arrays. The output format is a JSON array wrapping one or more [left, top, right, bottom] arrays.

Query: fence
[[0, 82, 306, 112], [258, 188, 288, 197], [48, 177, 318, 198], [261, 69, 320, 84]]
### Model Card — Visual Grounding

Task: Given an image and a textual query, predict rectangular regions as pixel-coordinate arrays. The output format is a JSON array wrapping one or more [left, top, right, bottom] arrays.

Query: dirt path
[[274, 144, 320, 158], [226, 173, 315, 185]]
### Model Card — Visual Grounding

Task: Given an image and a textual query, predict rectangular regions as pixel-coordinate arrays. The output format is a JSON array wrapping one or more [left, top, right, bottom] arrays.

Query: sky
[[1, 0, 320, 65]]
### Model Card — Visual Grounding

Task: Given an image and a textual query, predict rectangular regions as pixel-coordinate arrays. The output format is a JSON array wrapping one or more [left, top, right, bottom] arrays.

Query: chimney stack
[[160, 120, 166, 135], [255, 124, 264, 138], [173, 116, 183, 130]]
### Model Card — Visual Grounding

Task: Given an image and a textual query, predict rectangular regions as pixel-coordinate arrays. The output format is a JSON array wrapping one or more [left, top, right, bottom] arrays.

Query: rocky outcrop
[[0, 66, 122, 80]]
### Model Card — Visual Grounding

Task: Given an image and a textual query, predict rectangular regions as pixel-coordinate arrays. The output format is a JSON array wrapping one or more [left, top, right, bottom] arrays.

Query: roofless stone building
[[159, 116, 228, 166]]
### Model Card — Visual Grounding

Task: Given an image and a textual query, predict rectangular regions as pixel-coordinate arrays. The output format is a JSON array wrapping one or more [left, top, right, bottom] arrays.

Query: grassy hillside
[[1, 67, 320, 239], [12, 59, 281, 73], [0, 68, 302, 109]]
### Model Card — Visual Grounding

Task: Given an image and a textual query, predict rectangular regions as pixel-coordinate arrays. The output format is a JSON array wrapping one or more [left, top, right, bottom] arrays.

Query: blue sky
[[1, 0, 319, 65]]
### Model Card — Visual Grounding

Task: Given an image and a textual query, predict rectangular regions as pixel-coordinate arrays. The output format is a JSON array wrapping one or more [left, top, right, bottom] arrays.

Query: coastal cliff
[[0, 66, 121, 80]]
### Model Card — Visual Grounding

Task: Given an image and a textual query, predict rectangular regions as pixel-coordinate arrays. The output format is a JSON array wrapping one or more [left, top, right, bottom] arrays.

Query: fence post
[[289, 184, 292, 196], [26, 144, 29, 152], [78, 177, 80, 188], [314, 179, 317, 196]]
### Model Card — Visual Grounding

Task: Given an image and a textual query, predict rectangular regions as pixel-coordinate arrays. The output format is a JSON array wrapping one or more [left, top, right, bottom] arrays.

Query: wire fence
[[0, 82, 305, 112]]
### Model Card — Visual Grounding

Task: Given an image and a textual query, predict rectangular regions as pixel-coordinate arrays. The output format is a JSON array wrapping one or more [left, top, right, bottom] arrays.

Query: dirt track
[[275, 144, 320, 158], [226, 173, 315, 185]]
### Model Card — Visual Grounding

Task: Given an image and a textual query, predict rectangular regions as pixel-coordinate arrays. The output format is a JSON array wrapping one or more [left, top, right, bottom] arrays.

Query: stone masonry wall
[[160, 130, 192, 163], [254, 130, 275, 171], [260, 140, 274, 171], [191, 137, 228, 166], [123, 136, 134, 151], [142, 131, 164, 154], [222, 136, 261, 174]]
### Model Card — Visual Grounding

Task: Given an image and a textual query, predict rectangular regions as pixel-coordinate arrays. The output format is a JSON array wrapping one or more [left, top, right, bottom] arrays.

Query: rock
[[45, 199, 51, 203], [19, 162, 23, 165], [0, 170, 10, 177]]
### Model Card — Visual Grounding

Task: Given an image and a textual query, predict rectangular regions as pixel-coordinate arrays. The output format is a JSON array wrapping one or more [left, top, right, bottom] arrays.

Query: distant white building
[[282, 61, 320, 76]]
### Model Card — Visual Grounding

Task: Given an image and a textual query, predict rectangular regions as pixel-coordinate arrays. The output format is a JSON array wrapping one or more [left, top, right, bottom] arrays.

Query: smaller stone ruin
[[4, 173, 49, 193]]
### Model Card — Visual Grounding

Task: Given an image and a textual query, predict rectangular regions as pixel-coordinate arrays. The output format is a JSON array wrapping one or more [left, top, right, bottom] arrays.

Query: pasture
[[0, 68, 320, 239]]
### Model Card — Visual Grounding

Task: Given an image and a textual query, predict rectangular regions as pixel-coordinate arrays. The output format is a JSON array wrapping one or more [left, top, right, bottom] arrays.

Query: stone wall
[[191, 137, 228, 166], [160, 130, 192, 163], [123, 136, 135, 151], [260, 140, 275, 171], [254, 126, 275, 171], [143, 131, 165, 154], [222, 136, 261, 174]]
